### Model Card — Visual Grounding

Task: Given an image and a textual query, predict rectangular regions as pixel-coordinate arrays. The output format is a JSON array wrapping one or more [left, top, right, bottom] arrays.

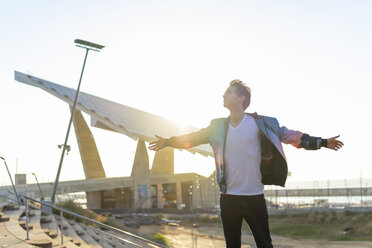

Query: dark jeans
[[220, 194, 273, 248]]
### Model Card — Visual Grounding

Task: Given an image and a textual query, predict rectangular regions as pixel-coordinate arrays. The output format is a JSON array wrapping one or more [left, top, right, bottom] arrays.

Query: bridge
[[2, 177, 371, 208]]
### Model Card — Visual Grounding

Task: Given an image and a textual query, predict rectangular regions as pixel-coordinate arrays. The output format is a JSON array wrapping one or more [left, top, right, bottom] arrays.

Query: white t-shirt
[[225, 114, 264, 195]]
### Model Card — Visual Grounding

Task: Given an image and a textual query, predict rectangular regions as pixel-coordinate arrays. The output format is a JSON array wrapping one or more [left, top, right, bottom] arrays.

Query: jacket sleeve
[[164, 122, 212, 149], [276, 125, 304, 148], [273, 118, 326, 150]]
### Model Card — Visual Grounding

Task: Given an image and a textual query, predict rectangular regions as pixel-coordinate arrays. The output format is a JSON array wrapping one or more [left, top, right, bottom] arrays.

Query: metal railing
[[11, 195, 167, 248]]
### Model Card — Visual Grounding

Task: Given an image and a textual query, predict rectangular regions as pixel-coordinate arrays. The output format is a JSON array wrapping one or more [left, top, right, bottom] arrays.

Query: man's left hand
[[326, 135, 344, 151]]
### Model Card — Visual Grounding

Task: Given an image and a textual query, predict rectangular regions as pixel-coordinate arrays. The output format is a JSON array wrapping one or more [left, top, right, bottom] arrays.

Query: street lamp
[[58, 144, 71, 155], [188, 185, 194, 215], [195, 175, 204, 209], [0, 157, 20, 204], [32, 173, 44, 201], [51, 39, 104, 205]]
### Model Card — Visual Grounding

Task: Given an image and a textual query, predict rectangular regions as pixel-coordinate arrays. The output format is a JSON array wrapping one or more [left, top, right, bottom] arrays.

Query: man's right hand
[[149, 135, 166, 151], [326, 135, 344, 151]]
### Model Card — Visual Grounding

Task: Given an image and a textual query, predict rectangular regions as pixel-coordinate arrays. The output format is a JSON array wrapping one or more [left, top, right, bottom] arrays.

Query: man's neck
[[229, 109, 245, 127]]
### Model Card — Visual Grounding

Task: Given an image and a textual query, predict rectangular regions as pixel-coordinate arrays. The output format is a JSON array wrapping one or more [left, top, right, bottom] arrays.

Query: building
[[15, 71, 219, 210]]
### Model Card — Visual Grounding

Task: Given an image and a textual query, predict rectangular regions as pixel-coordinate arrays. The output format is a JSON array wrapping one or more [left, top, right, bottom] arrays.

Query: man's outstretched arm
[[149, 125, 211, 151], [274, 120, 344, 151]]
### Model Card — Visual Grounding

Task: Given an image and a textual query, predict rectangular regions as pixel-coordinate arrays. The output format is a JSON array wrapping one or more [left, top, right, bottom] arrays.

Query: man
[[149, 79, 344, 248]]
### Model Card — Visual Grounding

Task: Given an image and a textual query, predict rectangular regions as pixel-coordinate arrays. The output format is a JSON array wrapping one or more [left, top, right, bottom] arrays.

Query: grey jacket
[[165, 113, 325, 193]]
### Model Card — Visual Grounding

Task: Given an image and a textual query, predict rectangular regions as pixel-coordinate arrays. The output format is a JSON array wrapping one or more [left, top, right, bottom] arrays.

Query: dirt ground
[[137, 224, 372, 248]]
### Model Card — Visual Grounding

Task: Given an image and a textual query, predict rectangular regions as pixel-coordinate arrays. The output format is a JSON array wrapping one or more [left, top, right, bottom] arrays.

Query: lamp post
[[51, 39, 104, 205], [195, 175, 204, 209], [0, 157, 20, 204], [188, 185, 194, 215], [32, 173, 44, 201]]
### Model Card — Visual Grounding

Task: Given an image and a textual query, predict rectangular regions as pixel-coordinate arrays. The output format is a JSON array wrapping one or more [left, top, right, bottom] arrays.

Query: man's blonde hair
[[229, 79, 251, 110]]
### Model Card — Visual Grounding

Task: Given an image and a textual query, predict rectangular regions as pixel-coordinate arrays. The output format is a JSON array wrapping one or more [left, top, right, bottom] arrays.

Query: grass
[[55, 200, 127, 231], [270, 225, 318, 238], [241, 211, 372, 241], [151, 233, 170, 246], [55, 200, 107, 223]]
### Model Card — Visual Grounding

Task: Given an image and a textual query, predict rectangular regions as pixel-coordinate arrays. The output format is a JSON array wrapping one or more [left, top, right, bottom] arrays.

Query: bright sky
[[0, 1, 371, 187]]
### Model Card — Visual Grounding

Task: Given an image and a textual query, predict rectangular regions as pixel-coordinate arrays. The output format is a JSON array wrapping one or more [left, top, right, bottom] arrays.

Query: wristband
[[320, 139, 328, 147]]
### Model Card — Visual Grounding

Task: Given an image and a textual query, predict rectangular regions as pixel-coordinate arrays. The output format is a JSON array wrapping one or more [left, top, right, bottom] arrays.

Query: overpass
[[2, 177, 371, 208], [2, 178, 371, 199]]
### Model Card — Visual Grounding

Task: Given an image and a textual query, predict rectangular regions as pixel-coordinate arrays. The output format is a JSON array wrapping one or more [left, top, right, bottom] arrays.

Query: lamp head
[[74, 39, 105, 52]]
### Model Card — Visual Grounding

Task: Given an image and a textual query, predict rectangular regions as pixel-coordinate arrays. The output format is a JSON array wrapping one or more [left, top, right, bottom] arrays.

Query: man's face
[[223, 86, 245, 109]]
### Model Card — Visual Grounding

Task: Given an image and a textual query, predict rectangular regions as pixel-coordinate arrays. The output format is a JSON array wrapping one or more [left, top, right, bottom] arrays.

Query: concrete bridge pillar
[[72, 109, 106, 209], [151, 148, 174, 174], [131, 139, 151, 209], [86, 192, 102, 209]]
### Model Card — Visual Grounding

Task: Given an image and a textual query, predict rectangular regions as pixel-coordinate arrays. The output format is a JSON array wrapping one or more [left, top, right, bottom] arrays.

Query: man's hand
[[326, 135, 344, 151], [149, 135, 166, 151]]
